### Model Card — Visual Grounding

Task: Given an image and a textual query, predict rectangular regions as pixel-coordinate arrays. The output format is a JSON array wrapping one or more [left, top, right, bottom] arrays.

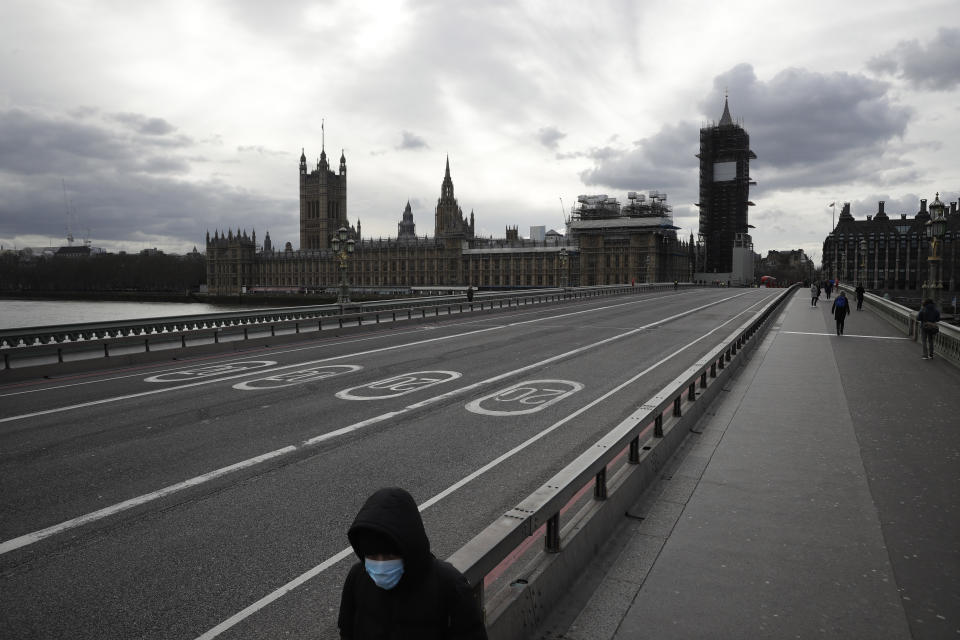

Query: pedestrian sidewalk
[[539, 289, 960, 640]]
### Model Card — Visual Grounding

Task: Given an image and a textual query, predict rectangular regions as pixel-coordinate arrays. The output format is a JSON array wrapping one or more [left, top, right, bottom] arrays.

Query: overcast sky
[[2, 0, 959, 263]]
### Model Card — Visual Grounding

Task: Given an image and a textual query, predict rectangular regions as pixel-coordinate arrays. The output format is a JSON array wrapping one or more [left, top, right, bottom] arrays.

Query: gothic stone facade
[[206, 152, 692, 295], [822, 196, 958, 294]]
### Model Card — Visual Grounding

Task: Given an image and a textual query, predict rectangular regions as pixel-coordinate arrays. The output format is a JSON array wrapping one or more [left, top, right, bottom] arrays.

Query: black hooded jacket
[[338, 487, 487, 640]]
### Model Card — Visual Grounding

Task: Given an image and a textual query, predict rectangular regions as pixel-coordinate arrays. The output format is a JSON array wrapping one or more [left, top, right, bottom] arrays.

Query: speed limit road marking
[[465, 380, 584, 416], [336, 371, 462, 400], [233, 365, 362, 390], [144, 361, 277, 383]]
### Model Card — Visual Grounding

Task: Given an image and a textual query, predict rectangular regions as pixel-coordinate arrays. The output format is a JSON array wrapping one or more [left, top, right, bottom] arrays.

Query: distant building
[[529, 226, 545, 242], [695, 96, 756, 285], [298, 141, 348, 250], [206, 138, 693, 295], [821, 196, 958, 295]]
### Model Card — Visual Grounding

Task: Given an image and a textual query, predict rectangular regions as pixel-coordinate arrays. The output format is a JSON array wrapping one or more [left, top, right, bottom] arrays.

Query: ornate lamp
[[924, 193, 947, 308], [332, 226, 353, 305]]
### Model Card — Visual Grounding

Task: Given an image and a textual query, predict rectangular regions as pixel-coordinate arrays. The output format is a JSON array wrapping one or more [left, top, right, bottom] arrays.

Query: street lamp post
[[330, 226, 355, 306], [559, 247, 568, 290], [859, 237, 867, 289], [924, 193, 947, 309]]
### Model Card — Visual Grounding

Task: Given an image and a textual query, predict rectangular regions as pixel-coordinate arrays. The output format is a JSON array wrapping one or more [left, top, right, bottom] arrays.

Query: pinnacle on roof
[[445, 154, 450, 178], [719, 95, 734, 126]]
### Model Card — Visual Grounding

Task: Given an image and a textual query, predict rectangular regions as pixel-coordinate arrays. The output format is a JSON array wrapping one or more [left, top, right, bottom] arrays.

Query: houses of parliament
[[204, 140, 693, 296]]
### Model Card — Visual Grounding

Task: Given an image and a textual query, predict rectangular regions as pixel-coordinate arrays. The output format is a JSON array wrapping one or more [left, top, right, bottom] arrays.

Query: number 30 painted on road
[[465, 380, 583, 416]]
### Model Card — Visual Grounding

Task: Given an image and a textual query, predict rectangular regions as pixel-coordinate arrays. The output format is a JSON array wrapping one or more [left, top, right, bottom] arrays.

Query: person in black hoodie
[[855, 283, 865, 310], [831, 291, 851, 335], [918, 298, 941, 359], [338, 487, 488, 640]]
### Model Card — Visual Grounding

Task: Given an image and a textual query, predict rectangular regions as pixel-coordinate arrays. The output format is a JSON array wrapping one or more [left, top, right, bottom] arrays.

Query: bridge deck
[[544, 289, 960, 639]]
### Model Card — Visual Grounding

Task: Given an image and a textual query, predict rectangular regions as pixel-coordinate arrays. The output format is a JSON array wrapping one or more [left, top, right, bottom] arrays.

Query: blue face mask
[[365, 558, 404, 590]]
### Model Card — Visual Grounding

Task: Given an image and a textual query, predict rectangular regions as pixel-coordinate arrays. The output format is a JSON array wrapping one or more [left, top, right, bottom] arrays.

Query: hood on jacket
[[348, 487, 432, 577]]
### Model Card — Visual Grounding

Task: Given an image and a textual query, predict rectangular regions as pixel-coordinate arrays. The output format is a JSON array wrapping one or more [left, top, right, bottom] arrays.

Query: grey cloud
[[0, 169, 296, 252], [0, 109, 196, 177], [237, 145, 286, 156], [537, 126, 566, 149], [576, 63, 915, 214], [867, 27, 960, 90], [0, 109, 132, 175], [397, 130, 429, 150], [329, 2, 640, 136], [135, 156, 191, 174], [578, 122, 697, 194], [68, 106, 100, 119], [111, 112, 177, 136], [0, 108, 289, 251], [705, 64, 911, 171]]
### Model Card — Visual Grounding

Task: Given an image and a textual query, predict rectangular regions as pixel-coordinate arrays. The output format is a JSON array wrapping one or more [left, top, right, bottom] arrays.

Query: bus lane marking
[[465, 380, 584, 416], [144, 361, 277, 383], [335, 371, 462, 400], [233, 365, 362, 391]]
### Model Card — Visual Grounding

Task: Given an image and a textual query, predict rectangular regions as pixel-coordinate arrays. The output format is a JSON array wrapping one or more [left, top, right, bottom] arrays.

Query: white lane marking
[[193, 547, 356, 640], [335, 371, 462, 400], [0, 292, 753, 424], [192, 294, 772, 640], [233, 365, 362, 391], [465, 380, 584, 416], [781, 331, 909, 340], [144, 361, 277, 383], [0, 446, 297, 555], [0, 289, 743, 398], [0, 291, 759, 555]]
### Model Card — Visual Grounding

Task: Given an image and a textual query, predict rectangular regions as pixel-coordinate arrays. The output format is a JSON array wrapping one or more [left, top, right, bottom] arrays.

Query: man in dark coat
[[831, 291, 851, 335], [918, 298, 941, 359], [338, 487, 487, 640], [855, 283, 865, 310]]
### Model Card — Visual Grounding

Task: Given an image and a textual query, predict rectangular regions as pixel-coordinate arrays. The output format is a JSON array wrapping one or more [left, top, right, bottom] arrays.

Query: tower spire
[[719, 94, 733, 126]]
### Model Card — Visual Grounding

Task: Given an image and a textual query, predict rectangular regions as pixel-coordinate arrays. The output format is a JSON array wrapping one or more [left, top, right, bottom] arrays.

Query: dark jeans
[[836, 317, 845, 335], [856, 296, 864, 310], [922, 329, 936, 357]]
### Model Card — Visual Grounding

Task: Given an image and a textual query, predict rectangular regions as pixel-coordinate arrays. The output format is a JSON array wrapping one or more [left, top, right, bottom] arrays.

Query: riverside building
[[206, 141, 692, 296]]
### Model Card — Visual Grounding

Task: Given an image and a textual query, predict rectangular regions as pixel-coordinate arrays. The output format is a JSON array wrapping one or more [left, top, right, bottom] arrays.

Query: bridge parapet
[[0, 283, 696, 372]]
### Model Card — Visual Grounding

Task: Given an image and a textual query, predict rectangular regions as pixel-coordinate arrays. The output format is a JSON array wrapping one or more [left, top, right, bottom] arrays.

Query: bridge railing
[[448, 285, 797, 640], [839, 284, 959, 369], [0, 283, 696, 370]]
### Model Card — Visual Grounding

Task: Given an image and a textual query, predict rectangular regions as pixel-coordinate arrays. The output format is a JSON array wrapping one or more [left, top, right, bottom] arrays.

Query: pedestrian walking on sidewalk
[[825, 280, 833, 299], [855, 283, 865, 310], [810, 283, 820, 306], [832, 291, 850, 335], [339, 487, 488, 640], [918, 298, 941, 359]]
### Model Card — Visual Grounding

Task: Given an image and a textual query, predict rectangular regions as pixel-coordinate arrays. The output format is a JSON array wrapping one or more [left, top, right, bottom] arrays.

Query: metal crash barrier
[[0, 283, 696, 371], [448, 285, 798, 640]]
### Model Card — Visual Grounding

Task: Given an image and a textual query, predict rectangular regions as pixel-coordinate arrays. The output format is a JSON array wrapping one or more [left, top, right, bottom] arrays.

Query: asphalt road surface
[[0, 287, 780, 639]]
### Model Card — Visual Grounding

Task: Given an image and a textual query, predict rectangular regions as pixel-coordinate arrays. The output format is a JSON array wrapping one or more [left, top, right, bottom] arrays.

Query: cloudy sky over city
[[1, 0, 959, 262]]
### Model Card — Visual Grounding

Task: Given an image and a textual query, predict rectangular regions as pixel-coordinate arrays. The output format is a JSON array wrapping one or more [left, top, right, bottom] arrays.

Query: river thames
[[0, 299, 272, 330]]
